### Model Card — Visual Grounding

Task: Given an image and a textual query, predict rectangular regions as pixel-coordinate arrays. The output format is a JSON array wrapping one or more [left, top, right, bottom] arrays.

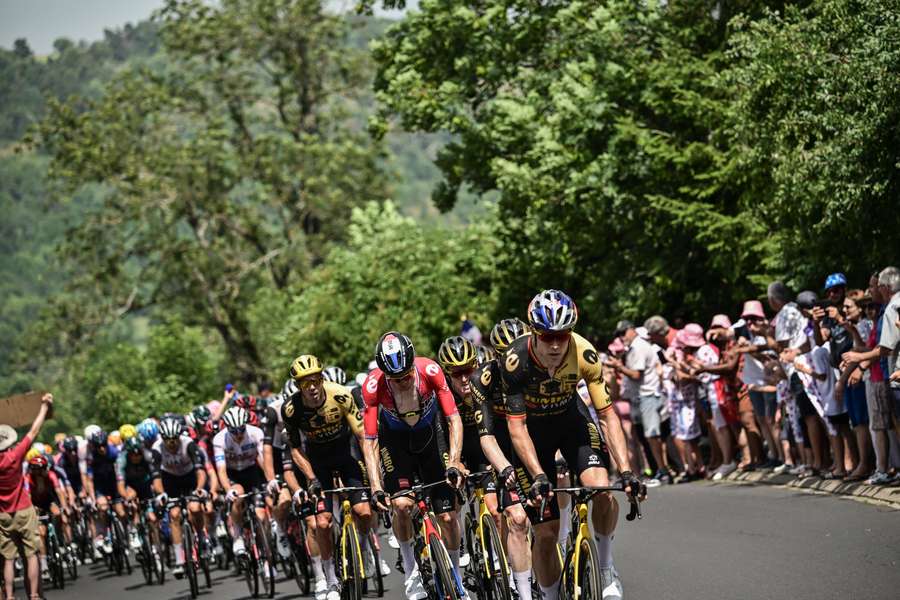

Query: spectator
[[843, 272, 894, 484], [609, 320, 671, 484], [662, 343, 704, 481], [603, 338, 642, 474], [875, 267, 900, 436], [736, 300, 784, 467], [644, 315, 678, 348], [0, 393, 53, 600]]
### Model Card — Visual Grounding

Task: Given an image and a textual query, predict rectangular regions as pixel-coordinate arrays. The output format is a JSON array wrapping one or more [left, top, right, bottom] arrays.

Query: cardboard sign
[[0, 392, 51, 428]]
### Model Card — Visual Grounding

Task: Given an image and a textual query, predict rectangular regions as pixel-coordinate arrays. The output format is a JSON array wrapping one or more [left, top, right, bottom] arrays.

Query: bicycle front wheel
[[482, 513, 512, 600], [368, 529, 385, 597], [343, 522, 364, 600], [183, 519, 200, 599], [575, 536, 602, 600], [253, 514, 277, 598], [429, 533, 463, 600], [289, 520, 311, 594]]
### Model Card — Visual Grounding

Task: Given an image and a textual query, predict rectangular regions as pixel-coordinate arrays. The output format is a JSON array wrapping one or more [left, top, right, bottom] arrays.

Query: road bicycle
[[556, 482, 642, 600], [388, 479, 466, 600], [100, 499, 132, 576], [134, 499, 165, 585], [321, 483, 367, 600], [460, 470, 512, 600], [285, 497, 313, 594], [37, 513, 69, 590], [232, 488, 277, 598], [166, 495, 212, 598]]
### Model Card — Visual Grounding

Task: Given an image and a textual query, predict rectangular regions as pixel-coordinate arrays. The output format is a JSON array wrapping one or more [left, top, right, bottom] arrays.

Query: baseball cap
[[613, 319, 634, 337], [824, 273, 847, 290]]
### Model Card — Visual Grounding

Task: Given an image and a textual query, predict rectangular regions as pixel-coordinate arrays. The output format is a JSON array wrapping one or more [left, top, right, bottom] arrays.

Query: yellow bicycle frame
[[472, 486, 509, 581], [560, 499, 592, 598], [337, 496, 366, 581]]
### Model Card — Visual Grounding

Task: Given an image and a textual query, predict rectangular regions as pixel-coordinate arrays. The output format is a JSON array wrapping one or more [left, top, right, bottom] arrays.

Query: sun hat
[[824, 273, 847, 291], [741, 300, 766, 319], [635, 326, 650, 340], [0, 425, 18, 451], [709, 314, 732, 330], [675, 323, 705, 348]]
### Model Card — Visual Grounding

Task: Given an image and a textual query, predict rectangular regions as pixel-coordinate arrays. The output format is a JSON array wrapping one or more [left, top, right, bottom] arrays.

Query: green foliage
[[254, 201, 498, 375], [724, 0, 900, 285], [33, 0, 389, 378]]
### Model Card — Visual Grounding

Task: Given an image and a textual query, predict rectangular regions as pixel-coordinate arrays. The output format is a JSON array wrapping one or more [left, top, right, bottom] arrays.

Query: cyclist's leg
[[519, 443, 561, 594], [421, 434, 462, 570], [187, 499, 205, 540], [380, 430, 417, 577]]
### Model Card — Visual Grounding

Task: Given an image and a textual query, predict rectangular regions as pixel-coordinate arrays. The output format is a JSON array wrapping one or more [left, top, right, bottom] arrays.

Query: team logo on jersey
[[505, 353, 519, 372], [284, 402, 295, 418], [475, 410, 483, 424], [480, 369, 492, 386], [425, 363, 440, 377], [583, 349, 599, 365]]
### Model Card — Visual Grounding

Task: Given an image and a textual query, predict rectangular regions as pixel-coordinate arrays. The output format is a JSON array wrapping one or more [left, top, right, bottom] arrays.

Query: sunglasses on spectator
[[536, 331, 572, 344]]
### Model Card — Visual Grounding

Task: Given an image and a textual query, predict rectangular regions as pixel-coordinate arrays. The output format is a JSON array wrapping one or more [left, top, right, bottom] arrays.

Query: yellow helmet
[[489, 318, 531, 353], [25, 448, 42, 462], [437, 336, 478, 372], [120, 424, 137, 440], [290, 355, 323, 380]]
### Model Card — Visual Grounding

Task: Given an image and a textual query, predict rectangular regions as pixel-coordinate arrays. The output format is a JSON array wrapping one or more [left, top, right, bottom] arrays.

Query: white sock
[[231, 521, 242, 540], [594, 533, 613, 568], [558, 503, 572, 544], [514, 570, 533, 600], [448, 548, 460, 572], [539, 581, 560, 600], [174, 542, 185, 565], [399, 538, 416, 576], [311, 555, 325, 582], [323, 558, 338, 586]]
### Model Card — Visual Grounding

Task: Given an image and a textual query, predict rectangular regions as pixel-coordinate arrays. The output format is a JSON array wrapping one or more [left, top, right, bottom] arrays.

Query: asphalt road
[[36, 482, 899, 600]]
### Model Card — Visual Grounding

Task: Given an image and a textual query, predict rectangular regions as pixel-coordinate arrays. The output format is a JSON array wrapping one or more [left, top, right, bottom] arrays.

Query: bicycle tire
[[369, 529, 385, 597], [244, 515, 260, 598], [183, 519, 200, 599], [482, 514, 513, 600], [289, 521, 311, 594], [463, 511, 487, 599], [344, 522, 364, 600], [140, 533, 154, 585], [66, 542, 78, 580], [200, 531, 212, 589], [109, 517, 124, 575], [113, 517, 132, 575], [47, 528, 64, 589], [154, 536, 166, 585], [429, 533, 463, 600], [253, 514, 277, 598], [575, 536, 603, 600]]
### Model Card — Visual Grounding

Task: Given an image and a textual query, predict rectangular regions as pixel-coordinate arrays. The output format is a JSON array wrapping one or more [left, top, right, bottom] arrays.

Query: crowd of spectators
[[601, 267, 900, 487]]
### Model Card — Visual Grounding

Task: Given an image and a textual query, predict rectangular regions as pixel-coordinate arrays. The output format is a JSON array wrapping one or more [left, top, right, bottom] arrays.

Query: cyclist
[[84, 427, 127, 557], [282, 354, 374, 600], [213, 406, 266, 560], [137, 419, 160, 454], [362, 332, 467, 600], [502, 290, 645, 600], [260, 382, 294, 563], [26, 452, 69, 579], [151, 417, 208, 579], [189, 405, 222, 554], [471, 317, 534, 600], [116, 436, 155, 550]]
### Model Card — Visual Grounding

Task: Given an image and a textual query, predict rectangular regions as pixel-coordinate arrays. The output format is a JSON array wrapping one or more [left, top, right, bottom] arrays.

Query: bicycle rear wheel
[[140, 534, 154, 585], [289, 520, 311, 594], [183, 519, 200, 599], [47, 530, 64, 589], [368, 529, 385, 597], [244, 518, 260, 598], [482, 514, 512, 600], [109, 518, 125, 575], [429, 533, 463, 600]]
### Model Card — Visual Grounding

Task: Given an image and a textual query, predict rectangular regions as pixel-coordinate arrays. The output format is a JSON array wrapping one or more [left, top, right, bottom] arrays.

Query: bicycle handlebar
[[553, 483, 643, 521]]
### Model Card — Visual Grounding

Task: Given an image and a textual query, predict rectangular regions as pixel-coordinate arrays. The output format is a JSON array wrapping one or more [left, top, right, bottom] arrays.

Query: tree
[[34, 0, 387, 379], [253, 201, 498, 377], [723, 0, 900, 284], [369, 0, 800, 331]]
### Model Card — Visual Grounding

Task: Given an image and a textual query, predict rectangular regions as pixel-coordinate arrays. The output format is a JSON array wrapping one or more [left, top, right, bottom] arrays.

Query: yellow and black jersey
[[470, 360, 507, 437], [501, 332, 611, 419], [449, 385, 481, 431], [281, 381, 363, 452]]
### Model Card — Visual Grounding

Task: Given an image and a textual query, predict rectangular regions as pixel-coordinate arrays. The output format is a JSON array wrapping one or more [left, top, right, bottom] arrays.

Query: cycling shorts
[[515, 401, 609, 522], [126, 477, 155, 502], [227, 465, 266, 493], [379, 423, 455, 515], [93, 476, 120, 501], [161, 472, 197, 499], [308, 449, 370, 514]]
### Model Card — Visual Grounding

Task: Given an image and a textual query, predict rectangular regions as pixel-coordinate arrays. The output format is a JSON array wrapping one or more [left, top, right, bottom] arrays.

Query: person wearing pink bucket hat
[[741, 300, 766, 321], [675, 324, 705, 348]]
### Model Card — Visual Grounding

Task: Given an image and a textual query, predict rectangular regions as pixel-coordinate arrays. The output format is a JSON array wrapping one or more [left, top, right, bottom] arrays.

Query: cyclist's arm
[[262, 407, 278, 481], [114, 452, 127, 499], [361, 373, 384, 491], [596, 407, 629, 475], [507, 416, 542, 479], [51, 473, 68, 511], [284, 425, 316, 481], [212, 431, 233, 491]]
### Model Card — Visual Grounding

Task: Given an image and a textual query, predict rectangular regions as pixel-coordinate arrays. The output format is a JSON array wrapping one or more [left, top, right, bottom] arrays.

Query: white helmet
[[322, 366, 347, 385], [223, 407, 249, 430], [84, 424, 102, 440]]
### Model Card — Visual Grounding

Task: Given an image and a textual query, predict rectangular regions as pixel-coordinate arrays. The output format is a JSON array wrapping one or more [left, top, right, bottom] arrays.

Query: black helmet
[[62, 436, 79, 452], [375, 331, 415, 378], [437, 336, 478, 372], [192, 405, 211, 426], [89, 430, 107, 447], [489, 318, 530, 352]]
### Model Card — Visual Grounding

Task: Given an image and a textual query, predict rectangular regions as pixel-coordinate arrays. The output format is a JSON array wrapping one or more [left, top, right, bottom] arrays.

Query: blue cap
[[225, 383, 234, 392], [824, 273, 847, 290]]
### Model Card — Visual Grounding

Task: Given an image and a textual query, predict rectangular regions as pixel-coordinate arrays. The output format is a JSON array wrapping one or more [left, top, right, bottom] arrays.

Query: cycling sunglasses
[[228, 426, 247, 436], [535, 331, 572, 344], [298, 375, 323, 389], [448, 366, 476, 378]]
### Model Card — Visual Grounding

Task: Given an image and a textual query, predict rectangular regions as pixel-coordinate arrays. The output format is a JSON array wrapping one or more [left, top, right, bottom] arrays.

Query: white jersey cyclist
[[151, 436, 202, 477], [213, 424, 265, 472]]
